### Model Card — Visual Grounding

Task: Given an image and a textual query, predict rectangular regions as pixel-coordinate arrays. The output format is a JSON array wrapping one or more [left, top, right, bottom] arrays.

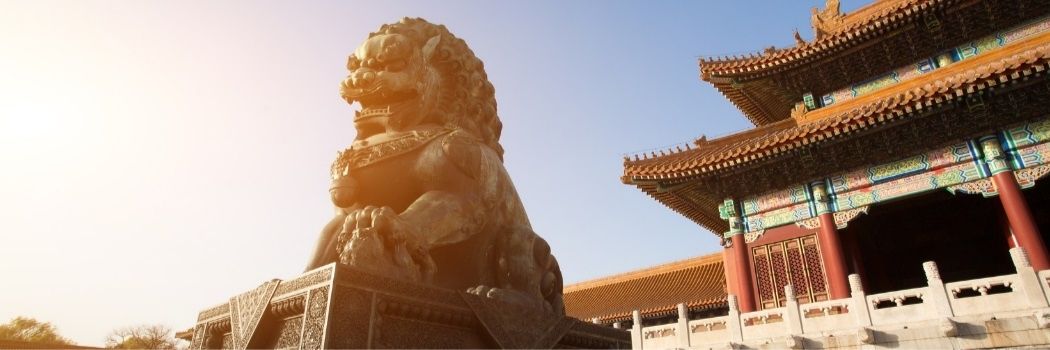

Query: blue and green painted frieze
[[815, 15, 1050, 109], [728, 116, 1050, 234]]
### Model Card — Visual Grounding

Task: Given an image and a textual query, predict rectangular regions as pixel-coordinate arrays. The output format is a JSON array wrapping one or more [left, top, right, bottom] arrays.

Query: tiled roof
[[630, 181, 729, 234], [705, 76, 795, 126], [563, 253, 726, 322], [627, 36, 1050, 182], [624, 35, 1050, 235], [699, 0, 943, 79], [699, 0, 970, 126]]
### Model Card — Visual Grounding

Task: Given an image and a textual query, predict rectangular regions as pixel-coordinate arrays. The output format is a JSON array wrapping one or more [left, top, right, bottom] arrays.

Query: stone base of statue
[[187, 263, 629, 349]]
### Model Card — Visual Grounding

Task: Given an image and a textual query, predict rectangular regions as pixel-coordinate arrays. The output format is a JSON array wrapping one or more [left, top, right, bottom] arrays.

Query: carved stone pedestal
[[189, 263, 629, 349]]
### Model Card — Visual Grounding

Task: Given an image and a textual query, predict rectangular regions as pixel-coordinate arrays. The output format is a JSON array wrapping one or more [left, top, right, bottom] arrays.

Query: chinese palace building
[[565, 0, 1050, 348]]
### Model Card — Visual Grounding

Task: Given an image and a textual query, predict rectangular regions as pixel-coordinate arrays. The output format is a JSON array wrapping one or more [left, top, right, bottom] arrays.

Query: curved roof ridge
[[699, 0, 934, 77]]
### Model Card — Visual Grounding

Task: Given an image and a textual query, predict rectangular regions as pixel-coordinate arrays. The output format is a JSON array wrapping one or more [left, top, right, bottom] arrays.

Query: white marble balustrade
[[630, 247, 1050, 350]]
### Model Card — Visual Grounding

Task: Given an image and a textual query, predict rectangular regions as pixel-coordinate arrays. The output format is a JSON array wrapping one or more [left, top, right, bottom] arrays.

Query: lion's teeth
[[357, 106, 392, 120]]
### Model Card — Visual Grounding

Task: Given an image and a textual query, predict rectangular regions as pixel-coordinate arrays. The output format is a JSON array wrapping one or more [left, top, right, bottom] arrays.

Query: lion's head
[[340, 18, 503, 159]]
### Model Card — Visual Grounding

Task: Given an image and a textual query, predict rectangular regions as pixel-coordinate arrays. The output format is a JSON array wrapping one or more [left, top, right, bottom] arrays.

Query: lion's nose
[[351, 70, 376, 88]]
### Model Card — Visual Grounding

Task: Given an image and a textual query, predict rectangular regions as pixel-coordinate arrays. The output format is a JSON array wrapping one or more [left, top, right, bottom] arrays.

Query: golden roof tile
[[564, 253, 727, 322]]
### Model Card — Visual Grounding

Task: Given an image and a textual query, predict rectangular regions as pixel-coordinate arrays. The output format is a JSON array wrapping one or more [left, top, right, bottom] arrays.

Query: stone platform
[[188, 263, 629, 349]]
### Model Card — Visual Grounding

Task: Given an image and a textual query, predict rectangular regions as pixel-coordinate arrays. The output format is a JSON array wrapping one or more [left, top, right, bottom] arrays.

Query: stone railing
[[740, 306, 789, 341], [946, 274, 1024, 316], [1038, 268, 1050, 296], [640, 323, 677, 350], [687, 316, 729, 346], [798, 298, 853, 333], [866, 285, 933, 325], [630, 247, 1050, 349]]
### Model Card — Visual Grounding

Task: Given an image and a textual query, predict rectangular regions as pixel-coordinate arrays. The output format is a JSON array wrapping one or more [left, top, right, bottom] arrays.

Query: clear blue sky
[[0, 0, 865, 345]]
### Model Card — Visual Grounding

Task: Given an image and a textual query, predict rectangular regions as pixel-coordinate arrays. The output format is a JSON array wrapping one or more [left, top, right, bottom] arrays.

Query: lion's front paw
[[337, 205, 435, 281], [342, 206, 395, 238]]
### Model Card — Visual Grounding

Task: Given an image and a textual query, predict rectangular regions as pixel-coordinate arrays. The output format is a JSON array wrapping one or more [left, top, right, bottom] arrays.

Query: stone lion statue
[[305, 18, 564, 314]]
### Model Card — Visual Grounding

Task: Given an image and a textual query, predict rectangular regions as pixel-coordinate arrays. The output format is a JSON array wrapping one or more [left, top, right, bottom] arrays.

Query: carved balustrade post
[[848, 274, 872, 327], [631, 310, 643, 350], [923, 261, 954, 318], [726, 295, 744, 343], [1010, 248, 1049, 308], [676, 303, 690, 347], [849, 274, 876, 344], [783, 285, 804, 335]]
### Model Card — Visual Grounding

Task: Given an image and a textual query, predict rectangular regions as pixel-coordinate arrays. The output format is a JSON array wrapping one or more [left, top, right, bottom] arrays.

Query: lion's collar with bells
[[337, 127, 454, 170]]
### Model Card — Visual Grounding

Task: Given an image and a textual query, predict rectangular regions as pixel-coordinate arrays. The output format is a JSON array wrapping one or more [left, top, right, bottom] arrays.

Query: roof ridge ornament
[[793, 29, 807, 47], [790, 102, 809, 120], [811, 0, 844, 41]]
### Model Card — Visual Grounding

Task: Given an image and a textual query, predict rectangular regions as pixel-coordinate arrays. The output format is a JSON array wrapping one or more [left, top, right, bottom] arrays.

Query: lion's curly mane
[[371, 18, 504, 160]]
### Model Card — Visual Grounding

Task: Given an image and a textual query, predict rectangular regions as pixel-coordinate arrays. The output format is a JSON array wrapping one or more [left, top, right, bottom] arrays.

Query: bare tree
[[105, 324, 177, 349], [0, 316, 73, 345]]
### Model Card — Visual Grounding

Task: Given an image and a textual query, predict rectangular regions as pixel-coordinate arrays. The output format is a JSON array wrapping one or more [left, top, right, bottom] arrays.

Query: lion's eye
[[347, 56, 360, 70], [385, 59, 407, 72]]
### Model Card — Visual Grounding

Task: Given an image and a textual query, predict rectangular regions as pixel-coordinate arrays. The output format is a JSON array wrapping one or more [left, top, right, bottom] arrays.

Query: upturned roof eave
[[627, 36, 1050, 182], [624, 38, 1050, 236], [697, 0, 943, 79], [698, 0, 958, 125]]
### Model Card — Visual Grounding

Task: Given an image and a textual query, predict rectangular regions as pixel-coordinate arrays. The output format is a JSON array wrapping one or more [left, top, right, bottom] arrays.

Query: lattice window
[[769, 245, 789, 307], [751, 235, 829, 309], [753, 254, 774, 303], [785, 241, 811, 302], [802, 238, 828, 294]]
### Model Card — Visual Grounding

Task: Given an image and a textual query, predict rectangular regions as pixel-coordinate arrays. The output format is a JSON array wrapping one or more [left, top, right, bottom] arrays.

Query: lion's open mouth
[[351, 88, 420, 138], [351, 88, 417, 108], [355, 90, 418, 121]]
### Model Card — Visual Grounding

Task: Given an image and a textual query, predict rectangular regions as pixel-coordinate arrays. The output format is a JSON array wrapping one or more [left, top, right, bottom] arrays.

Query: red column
[[731, 234, 756, 312], [817, 213, 851, 299], [981, 136, 1049, 271], [811, 182, 850, 299], [993, 171, 1050, 270], [997, 204, 1017, 249], [843, 229, 868, 291], [723, 247, 738, 296]]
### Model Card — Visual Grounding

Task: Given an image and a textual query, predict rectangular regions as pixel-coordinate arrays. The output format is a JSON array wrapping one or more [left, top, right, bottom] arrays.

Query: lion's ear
[[422, 35, 441, 61]]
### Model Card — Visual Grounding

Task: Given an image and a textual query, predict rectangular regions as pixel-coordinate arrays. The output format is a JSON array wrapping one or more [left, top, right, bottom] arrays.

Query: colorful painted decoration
[[735, 117, 1050, 233], [802, 93, 817, 110], [821, 58, 935, 107], [741, 184, 811, 216], [744, 202, 814, 232], [1002, 118, 1050, 169], [817, 14, 1050, 108]]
